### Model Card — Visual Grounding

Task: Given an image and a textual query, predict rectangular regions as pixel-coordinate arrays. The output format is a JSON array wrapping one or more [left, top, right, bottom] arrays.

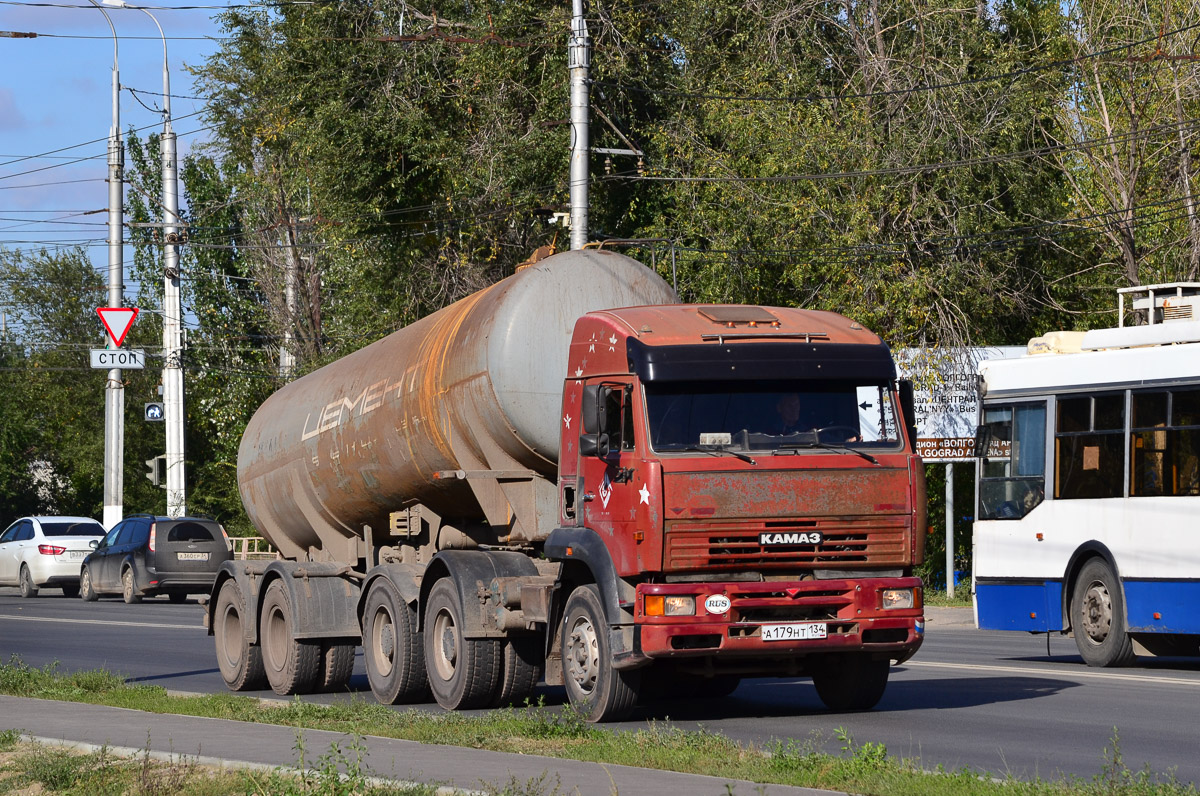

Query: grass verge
[[0, 657, 1194, 796]]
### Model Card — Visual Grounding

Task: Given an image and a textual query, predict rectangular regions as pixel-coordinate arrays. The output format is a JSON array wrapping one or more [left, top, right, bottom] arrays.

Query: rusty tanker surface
[[237, 249, 676, 560]]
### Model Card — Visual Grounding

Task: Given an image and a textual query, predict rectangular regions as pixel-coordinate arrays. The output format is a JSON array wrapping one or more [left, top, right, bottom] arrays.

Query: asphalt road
[[3, 587, 1199, 785]]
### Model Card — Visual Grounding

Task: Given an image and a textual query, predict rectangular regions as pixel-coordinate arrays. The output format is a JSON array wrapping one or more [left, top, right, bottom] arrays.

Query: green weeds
[[0, 657, 1195, 796]]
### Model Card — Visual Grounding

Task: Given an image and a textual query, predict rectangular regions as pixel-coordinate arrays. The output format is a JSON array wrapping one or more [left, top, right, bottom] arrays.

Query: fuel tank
[[237, 249, 677, 559]]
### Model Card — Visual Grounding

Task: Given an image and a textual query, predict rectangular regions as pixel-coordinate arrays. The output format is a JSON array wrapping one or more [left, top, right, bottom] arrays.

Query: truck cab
[[549, 304, 926, 719]]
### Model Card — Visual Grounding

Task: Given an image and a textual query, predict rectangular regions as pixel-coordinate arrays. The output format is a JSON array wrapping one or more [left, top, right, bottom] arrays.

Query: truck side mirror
[[579, 432, 610, 458], [898, 379, 918, 446], [581, 385, 612, 435]]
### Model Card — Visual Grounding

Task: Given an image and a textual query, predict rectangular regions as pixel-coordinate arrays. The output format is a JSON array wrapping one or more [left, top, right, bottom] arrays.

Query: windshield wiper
[[783, 440, 878, 465], [682, 445, 757, 465]]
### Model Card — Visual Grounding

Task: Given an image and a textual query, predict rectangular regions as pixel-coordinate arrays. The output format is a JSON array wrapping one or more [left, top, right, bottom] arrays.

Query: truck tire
[[491, 636, 543, 708], [317, 643, 356, 693], [214, 579, 266, 691], [811, 653, 889, 712], [561, 584, 640, 722], [1072, 558, 1136, 667], [363, 579, 428, 704], [261, 579, 321, 695], [423, 578, 500, 710]]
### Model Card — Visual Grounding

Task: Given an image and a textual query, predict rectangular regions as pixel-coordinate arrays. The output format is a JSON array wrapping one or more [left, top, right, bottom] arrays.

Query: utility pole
[[104, 0, 185, 515], [568, 0, 590, 250], [87, 0, 125, 530]]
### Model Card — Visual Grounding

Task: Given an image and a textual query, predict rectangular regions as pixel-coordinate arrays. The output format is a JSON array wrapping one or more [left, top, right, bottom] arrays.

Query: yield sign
[[96, 307, 139, 347]]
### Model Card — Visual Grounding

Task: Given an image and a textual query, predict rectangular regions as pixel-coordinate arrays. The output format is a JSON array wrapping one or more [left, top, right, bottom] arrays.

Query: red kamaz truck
[[207, 248, 926, 721]]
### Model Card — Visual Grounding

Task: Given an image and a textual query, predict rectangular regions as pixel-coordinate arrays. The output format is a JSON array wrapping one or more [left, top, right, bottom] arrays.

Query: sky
[[0, 0, 228, 329]]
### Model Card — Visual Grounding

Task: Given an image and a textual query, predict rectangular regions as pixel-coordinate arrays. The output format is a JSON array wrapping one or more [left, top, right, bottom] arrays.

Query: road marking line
[[0, 614, 198, 631], [904, 659, 1200, 687]]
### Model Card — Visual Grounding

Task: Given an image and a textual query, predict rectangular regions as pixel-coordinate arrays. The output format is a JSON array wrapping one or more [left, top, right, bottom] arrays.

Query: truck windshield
[[645, 380, 902, 452]]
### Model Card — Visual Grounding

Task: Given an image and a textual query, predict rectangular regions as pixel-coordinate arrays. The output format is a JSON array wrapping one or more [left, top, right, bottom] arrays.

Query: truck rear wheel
[[811, 653, 889, 712], [492, 636, 543, 708], [363, 579, 428, 704], [214, 579, 266, 691], [261, 580, 320, 695], [318, 643, 356, 693], [423, 578, 500, 710], [561, 584, 640, 722]]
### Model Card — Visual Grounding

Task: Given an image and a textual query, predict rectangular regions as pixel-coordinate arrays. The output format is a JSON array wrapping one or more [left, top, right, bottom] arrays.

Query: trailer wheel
[[260, 579, 320, 695], [363, 579, 428, 704], [812, 654, 889, 712], [423, 578, 500, 710], [214, 579, 266, 691], [491, 636, 543, 708], [1072, 558, 1136, 667], [561, 584, 640, 722]]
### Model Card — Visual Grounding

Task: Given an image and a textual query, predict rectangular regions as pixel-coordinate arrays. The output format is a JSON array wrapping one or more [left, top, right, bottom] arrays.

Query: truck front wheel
[[423, 579, 500, 710], [213, 579, 266, 691], [811, 653, 889, 712], [260, 580, 321, 695], [363, 579, 428, 704], [561, 585, 640, 722]]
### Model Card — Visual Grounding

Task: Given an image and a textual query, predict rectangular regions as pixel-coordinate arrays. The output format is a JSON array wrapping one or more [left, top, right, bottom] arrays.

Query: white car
[[0, 516, 107, 598]]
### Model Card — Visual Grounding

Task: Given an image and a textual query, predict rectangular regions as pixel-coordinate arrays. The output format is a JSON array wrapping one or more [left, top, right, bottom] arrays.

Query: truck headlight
[[881, 588, 913, 610], [645, 595, 696, 616]]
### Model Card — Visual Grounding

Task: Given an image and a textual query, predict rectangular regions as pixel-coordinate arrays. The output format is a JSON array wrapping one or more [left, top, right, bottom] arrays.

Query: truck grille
[[664, 517, 908, 572]]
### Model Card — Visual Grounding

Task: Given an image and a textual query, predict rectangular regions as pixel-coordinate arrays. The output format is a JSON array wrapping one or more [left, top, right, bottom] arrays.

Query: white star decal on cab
[[639, 485, 650, 504], [563, 414, 572, 430]]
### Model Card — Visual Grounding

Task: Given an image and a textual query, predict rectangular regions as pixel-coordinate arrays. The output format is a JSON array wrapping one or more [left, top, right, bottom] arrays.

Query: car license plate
[[761, 622, 827, 641], [177, 552, 209, 561], [69, 551, 87, 560]]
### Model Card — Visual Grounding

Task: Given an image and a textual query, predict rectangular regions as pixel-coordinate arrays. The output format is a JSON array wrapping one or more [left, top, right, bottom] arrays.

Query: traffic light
[[145, 455, 166, 487]]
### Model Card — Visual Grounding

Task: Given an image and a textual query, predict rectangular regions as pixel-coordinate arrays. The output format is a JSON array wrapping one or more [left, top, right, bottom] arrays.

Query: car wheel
[[122, 568, 142, 604], [1072, 558, 1136, 667], [214, 579, 266, 691], [811, 653, 890, 712], [18, 565, 39, 598], [363, 579, 428, 704], [60, 583, 80, 599], [561, 584, 640, 722], [260, 579, 320, 695], [423, 578, 500, 710], [79, 567, 98, 601]]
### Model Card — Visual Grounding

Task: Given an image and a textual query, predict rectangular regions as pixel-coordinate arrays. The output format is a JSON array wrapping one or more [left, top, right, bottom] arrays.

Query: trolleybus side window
[[1055, 394, 1124, 500], [1131, 388, 1200, 497], [978, 403, 1045, 520]]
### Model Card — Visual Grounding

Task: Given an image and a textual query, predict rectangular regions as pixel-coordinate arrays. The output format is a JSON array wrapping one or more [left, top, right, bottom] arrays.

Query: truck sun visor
[[626, 338, 897, 382]]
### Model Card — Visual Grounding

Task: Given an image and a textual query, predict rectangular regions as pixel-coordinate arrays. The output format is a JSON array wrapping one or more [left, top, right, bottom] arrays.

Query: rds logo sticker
[[704, 594, 731, 615]]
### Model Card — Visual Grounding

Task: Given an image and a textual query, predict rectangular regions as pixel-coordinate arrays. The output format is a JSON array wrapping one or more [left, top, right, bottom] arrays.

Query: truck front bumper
[[625, 577, 924, 668]]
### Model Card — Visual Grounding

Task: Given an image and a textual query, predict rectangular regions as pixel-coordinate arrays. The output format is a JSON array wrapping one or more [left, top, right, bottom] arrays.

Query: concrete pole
[[89, 0, 124, 530], [145, 8, 186, 517], [568, 0, 590, 250], [946, 461, 955, 598]]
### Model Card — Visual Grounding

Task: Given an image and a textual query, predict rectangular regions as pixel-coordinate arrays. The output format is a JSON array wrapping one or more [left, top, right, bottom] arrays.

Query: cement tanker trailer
[[207, 248, 928, 721]]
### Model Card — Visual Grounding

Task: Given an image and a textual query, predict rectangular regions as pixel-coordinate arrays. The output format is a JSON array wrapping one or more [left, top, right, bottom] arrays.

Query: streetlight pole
[[86, 0, 125, 530], [568, 0, 590, 250], [105, 0, 185, 516]]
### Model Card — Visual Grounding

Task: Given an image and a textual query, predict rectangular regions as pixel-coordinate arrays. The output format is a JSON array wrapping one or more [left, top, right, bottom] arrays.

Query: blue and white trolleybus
[[973, 283, 1200, 666]]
